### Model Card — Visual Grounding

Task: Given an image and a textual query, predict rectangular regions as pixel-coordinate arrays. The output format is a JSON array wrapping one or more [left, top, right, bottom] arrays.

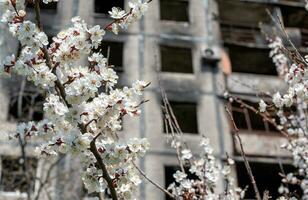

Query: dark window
[[0, 156, 37, 193], [8, 79, 44, 122], [226, 44, 277, 75], [301, 29, 308, 47], [164, 166, 198, 200], [94, 0, 124, 14], [27, 1, 57, 11], [97, 41, 124, 72], [160, 0, 189, 22], [236, 162, 302, 199], [163, 101, 198, 134], [218, 1, 272, 28], [160, 45, 193, 73], [281, 6, 308, 47], [231, 100, 277, 132], [281, 6, 308, 30]]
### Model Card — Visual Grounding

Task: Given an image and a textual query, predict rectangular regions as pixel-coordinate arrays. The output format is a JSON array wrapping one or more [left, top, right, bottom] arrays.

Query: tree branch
[[225, 106, 262, 200], [33, 2, 118, 199], [90, 136, 118, 200]]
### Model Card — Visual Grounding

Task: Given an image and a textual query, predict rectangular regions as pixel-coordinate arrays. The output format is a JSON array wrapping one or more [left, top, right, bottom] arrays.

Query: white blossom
[[259, 99, 267, 112], [109, 7, 126, 19]]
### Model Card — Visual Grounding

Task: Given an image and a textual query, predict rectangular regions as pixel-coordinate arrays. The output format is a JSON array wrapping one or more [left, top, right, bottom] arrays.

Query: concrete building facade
[[0, 0, 307, 199]]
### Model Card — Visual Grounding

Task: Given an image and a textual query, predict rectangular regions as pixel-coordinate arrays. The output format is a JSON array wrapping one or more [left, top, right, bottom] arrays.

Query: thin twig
[[230, 96, 290, 138], [34, 155, 65, 200], [161, 88, 185, 173], [225, 106, 262, 200], [132, 161, 175, 199], [266, 9, 306, 65]]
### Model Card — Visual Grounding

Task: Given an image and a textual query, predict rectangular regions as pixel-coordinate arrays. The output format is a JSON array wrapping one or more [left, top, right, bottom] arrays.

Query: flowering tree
[[223, 16, 308, 199], [0, 0, 150, 199], [0, 0, 308, 200]]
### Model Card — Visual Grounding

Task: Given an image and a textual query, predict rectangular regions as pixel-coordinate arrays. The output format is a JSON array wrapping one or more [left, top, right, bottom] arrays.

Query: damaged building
[[0, 0, 306, 199]]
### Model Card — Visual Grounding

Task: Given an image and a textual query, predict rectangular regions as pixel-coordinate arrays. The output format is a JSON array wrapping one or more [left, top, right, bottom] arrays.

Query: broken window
[[160, 0, 189, 22], [163, 101, 198, 134], [94, 0, 124, 15], [0, 156, 37, 193], [160, 45, 193, 73], [281, 6, 308, 30], [225, 44, 277, 75], [218, 1, 277, 75], [8, 77, 44, 122], [231, 100, 277, 132], [236, 161, 302, 199], [97, 41, 124, 72], [280, 6, 308, 47]]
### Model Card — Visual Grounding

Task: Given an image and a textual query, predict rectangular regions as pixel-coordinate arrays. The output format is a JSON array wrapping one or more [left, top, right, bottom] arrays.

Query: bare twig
[[266, 9, 306, 65], [132, 161, 175, 199], [160, 88, 185, 173], [16, 77, 31, 200], [225, 106, 262, 200], [230, 96, 290, 138], [34, 155, 65, 200]]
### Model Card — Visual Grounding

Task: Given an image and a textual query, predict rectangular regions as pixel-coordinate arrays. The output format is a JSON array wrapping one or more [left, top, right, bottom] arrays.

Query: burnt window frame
[[160, 0, 190, 22], [163, 100, 199, 134], [229, 99, 277, 133], [225, 44, 278, 75], [217, 0, 281, 76], [217, 0, 273, 28], [160, 44, 194, 74]]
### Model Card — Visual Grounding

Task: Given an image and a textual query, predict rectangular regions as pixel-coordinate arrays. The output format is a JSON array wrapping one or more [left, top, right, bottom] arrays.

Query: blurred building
[[0, 0, 307, 199]]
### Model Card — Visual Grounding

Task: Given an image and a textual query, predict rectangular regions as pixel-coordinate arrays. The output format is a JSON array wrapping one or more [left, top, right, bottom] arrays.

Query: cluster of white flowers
[[0, 0, 151, 199], [107, 0, 149, 34], [167, 137, 244, 200], [263, 35, 308, 198], [1, 0, 58, 88], [268, 37, 289, 77], [80, 137, 149, 198]]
